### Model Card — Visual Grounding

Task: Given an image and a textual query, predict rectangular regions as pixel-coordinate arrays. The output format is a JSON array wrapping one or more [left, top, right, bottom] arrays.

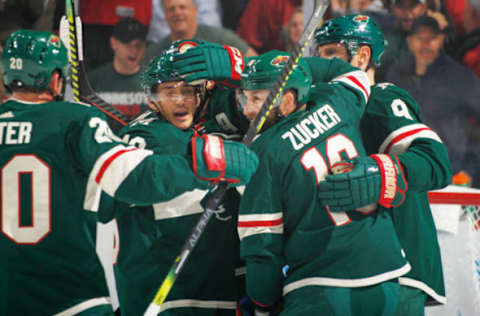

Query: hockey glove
[[191, 133, 258, 186], [318, 154, 408, 212], [171, 43, 245, 87]]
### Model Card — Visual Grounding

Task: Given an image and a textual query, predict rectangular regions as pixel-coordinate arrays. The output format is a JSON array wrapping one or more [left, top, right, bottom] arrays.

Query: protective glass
[[235, 89, 270, 110], [315, 42, 350, 60], [151, 81, 198, 105]]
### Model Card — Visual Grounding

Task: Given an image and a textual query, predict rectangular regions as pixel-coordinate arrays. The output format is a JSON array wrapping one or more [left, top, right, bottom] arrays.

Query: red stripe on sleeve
[[238, 218, 283, 227], [384, 127, 430, 154], [346, 75, 370, 99], [95, 148, 138, 184]]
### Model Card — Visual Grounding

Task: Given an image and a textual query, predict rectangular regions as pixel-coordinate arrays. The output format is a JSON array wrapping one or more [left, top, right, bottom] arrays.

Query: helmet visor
[[235, 88, 271, 121], [150, 81, 198, 106]]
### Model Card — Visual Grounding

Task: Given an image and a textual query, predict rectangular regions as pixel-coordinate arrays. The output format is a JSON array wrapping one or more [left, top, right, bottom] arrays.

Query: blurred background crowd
[[0, 0, 479, 186]]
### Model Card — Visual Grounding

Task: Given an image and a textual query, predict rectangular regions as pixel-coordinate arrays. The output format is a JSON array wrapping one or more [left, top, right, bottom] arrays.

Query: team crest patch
[[271, 55, 289, 67], [49, 35, 61, 47], [177, 40, 198, 53], [353, 15, 369, 23]]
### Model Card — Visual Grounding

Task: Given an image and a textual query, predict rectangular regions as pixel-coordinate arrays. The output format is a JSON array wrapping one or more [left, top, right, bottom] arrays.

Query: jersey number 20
[[1, 155, 51, 244]]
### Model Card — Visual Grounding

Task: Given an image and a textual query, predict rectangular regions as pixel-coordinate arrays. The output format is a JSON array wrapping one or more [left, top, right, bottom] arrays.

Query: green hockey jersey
[[238, 76, 410, 306], [0, 99, 208, 315], [305, 56, 452, 304], [360, 83, 452, 304], [112, 111, 240, 315]]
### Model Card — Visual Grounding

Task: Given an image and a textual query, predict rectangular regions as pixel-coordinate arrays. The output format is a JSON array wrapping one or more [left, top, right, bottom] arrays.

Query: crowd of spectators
[[0, 0, 479, 185]]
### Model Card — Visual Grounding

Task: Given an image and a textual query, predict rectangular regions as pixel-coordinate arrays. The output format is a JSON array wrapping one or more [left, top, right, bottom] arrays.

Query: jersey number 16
[[300, 133, 358, 226]]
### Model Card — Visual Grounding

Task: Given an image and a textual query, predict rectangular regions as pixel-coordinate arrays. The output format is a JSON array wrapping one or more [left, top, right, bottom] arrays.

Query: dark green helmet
[[1, 30, 68, 90], [241, 50, 312, 104], [314, 14, 385, 66], [142, 39, 205, 92]]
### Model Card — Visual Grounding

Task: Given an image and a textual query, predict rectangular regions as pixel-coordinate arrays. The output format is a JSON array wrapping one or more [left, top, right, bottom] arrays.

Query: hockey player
[[313, 15, 452, 315], [0, 30, 258, 315], [104, 41, 249, 316], [236, 50, 411, 315]]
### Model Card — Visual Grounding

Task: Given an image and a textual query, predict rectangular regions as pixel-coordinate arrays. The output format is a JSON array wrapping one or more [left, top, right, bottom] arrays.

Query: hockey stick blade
[[65, 0, 129, 132], [144, 1, 330, 314]]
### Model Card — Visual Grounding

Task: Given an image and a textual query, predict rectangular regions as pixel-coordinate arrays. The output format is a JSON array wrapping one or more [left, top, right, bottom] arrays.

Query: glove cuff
[[191, 134, 226, 182], [370, 154, 407, 208], [222, 45, 244, 82]]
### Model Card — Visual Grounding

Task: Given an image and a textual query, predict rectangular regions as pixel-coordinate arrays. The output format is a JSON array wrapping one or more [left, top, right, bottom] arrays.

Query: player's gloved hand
[[191, 133, 258, 186], [171, 43, 245, 87], [318, 154, 408, 212]]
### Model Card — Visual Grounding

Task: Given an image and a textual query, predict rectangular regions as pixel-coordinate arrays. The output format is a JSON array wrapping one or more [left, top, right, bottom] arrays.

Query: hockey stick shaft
[[144, 1, 330, 314], [65, 0, 129, 129]]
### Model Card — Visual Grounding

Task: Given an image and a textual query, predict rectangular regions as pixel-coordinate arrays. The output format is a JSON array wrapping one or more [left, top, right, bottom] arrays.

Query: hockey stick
[[144, 1, 330, 315], [62, 0, 129, 132]]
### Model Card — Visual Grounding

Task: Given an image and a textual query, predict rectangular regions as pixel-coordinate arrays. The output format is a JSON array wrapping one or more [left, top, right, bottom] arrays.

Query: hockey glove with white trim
[[191, 133, 258, 186], [318, 155, 408, 212], [171, 43, 245, 87]]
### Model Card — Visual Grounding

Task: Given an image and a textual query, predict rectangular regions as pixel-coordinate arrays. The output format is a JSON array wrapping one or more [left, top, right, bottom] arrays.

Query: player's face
[[236, 89, 270, 121], [236, 88, 280, 130], [317, 42, 349, 62], [163, 0, 198, 35], [407, 27, 444, 66], [151, 81, 199, 129]]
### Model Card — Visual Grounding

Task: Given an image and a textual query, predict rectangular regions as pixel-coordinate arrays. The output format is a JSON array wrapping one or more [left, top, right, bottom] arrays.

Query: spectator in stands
[[236, 0, 301, 54], [144, 0, 256, 63], [220, 0, 248, 31], [0, 0, 57, 103], [283, 6, 303, 53], [445, 0, 480, 77], [80, 0, 152, 70], [376, 0, 451, 81], [329, 0, 393, 29], [0, 0, 56, 46], [147, 0, 222, 43], [88, 18, 148, 120], [387, 16, 480, 185]]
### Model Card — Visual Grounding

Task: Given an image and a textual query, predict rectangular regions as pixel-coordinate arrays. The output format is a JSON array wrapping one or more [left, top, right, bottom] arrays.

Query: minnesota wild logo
[[271, 55, 289, 67], [48, 35, 61, 48], [353, 15, 369, 23]]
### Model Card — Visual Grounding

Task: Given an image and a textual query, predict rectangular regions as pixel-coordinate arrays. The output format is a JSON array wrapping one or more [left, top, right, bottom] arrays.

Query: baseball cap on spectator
[[112, 17, 147, 43], [408, 16, 443, 35]]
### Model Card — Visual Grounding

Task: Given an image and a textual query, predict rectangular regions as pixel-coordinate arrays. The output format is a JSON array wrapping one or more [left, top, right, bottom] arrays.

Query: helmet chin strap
[[52, 82, 66, 101], [49, 74, 65, 101]]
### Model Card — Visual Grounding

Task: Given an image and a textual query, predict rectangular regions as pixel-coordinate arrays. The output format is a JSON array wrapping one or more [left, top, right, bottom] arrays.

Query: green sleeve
[[73, 107, 207, 210], [361, 83, 452, 192], [397, 139, 451, 191], [96, 192, 131, 223], [303, 56, 360, 83], [113, 154, 207, 205], [239, 146, 285, 306]]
